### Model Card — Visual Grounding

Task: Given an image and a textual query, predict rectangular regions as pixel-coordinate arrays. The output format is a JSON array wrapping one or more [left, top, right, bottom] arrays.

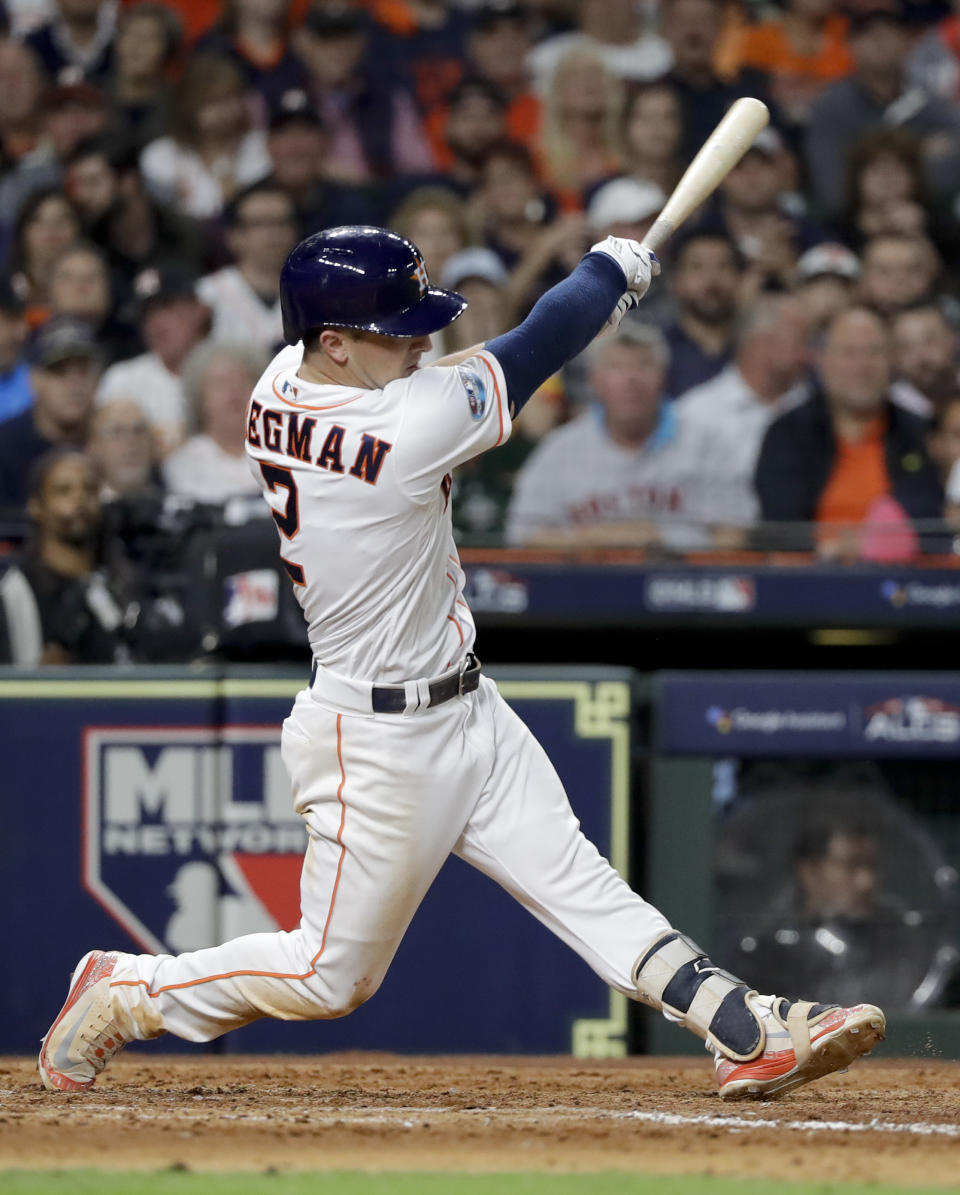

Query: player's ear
[[319, 328, 350, 365]]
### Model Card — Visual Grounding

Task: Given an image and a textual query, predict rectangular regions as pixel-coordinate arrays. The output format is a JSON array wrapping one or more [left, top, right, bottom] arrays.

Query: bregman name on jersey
[[244, 344, 511, 683]]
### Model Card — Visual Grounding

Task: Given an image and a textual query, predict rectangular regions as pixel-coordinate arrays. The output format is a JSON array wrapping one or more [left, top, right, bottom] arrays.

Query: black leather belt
[[310, 653, 482, 714]]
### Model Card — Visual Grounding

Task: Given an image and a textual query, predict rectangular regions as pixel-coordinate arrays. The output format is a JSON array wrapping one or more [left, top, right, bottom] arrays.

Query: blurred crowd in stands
[[4, 0, 960, 662]]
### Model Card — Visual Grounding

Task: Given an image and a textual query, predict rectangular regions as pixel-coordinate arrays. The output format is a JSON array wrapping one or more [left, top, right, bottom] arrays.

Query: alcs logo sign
[[863, 697, 960, 743], [83, 728, 306, 953]]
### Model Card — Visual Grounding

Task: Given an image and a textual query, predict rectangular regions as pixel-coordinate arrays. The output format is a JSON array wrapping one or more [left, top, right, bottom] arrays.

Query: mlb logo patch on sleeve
[[457, 365, 487, 420]]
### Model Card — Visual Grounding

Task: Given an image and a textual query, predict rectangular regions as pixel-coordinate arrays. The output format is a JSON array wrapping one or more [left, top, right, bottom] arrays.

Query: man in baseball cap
[[791, 242, 861, 339], [132, 263, 200, 314], [586, 178, 670, 325], [95, 264, 210, 458], [265, 89, 378, 235], [0, 317, 102, 508], [586, 177, 666, 242]]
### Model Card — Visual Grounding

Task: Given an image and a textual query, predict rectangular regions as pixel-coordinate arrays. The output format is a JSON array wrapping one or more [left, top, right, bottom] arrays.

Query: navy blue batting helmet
[[279, 225, 467, 344]]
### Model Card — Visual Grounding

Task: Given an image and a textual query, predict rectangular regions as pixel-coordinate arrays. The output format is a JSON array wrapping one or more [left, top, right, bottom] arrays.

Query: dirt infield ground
[[1, 1055, 958, 1184]]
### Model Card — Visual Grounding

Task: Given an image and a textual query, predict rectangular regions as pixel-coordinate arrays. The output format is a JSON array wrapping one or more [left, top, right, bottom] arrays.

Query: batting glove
[[590, 237, 660, 299]]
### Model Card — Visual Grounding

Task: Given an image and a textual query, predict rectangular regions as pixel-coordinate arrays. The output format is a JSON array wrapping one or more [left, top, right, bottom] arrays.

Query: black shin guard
[[633, 931, 766, 1062]]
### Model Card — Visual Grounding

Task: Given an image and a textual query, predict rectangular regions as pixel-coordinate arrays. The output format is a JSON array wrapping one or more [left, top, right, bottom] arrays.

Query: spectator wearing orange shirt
[[196, 0, 303, 96], [364, 0, 469, 115], [660, 0, 771, 166], [754, 306, 943, 557], [468, 2, 540, 143], [423, 2, 542, 165], [434, 77, 509, 187], [735, 0, 853, 129]]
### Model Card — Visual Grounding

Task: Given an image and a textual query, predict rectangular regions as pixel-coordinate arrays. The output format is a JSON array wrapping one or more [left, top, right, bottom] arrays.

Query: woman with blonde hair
[[538, 45, 625, 207]]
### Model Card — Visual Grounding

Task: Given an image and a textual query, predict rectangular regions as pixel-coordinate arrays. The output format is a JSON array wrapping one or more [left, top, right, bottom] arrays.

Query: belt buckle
[[458, 653, 476, 696], [458, 652, 478, 696]]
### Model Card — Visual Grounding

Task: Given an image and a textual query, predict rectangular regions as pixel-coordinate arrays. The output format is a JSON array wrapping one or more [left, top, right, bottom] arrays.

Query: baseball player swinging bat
[[38, 89, 885, 1102], [643, 97, 771, 255]]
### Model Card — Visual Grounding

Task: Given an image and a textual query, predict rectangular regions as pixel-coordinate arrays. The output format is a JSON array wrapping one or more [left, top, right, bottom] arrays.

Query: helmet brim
[[364, 286, 467, 337]]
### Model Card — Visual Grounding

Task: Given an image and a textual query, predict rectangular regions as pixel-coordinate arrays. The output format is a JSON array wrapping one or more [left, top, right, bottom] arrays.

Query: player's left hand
[[589, 237, 660, 299]]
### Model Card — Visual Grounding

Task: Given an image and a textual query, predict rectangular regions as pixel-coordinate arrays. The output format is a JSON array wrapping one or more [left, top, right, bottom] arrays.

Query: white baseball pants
[[109, 676, 672, 1043]]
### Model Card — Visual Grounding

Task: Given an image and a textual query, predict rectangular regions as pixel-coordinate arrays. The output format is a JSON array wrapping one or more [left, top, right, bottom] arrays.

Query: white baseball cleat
[[39, 950, 128, 1092], [715, 997, 886, 1100]]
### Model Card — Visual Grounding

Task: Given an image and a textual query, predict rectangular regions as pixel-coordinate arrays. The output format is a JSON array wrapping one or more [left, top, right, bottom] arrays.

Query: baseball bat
[[642, 97, 770, 254]]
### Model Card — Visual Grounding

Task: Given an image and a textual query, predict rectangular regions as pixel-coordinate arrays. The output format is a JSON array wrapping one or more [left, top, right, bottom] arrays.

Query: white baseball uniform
[[106, 340, 674, 1043], [43, 237, 884, 1104]]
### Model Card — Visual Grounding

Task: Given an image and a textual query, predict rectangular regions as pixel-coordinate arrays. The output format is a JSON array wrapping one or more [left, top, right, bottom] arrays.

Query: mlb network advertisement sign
[[659, 673, 960, 757], [84, 727, 306, 954], [1, 670, 630, 1055]]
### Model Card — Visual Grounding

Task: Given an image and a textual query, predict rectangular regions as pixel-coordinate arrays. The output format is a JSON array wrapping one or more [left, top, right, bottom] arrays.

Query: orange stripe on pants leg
[[311, 713, 349, 966]]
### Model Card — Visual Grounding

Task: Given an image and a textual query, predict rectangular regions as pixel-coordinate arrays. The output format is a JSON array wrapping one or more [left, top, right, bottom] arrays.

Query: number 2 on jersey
[[259, 461, 305, 585]]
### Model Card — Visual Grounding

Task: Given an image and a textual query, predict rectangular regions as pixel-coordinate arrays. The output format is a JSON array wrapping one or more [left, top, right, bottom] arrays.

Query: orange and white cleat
[[39, 950, 129, 1092], [716, 997, 886, 1100]]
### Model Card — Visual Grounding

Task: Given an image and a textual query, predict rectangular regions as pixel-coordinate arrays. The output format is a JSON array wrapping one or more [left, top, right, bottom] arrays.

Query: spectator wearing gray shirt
[[505, 323, 712, 551]]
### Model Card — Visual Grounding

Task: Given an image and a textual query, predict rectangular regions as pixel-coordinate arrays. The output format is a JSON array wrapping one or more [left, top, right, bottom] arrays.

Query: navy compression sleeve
[[485, 252, 626, 413]]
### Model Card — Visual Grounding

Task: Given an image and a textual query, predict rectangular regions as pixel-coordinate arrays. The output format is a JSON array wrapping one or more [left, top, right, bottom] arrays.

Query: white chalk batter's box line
[[31, 1102, 958, 1138]]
